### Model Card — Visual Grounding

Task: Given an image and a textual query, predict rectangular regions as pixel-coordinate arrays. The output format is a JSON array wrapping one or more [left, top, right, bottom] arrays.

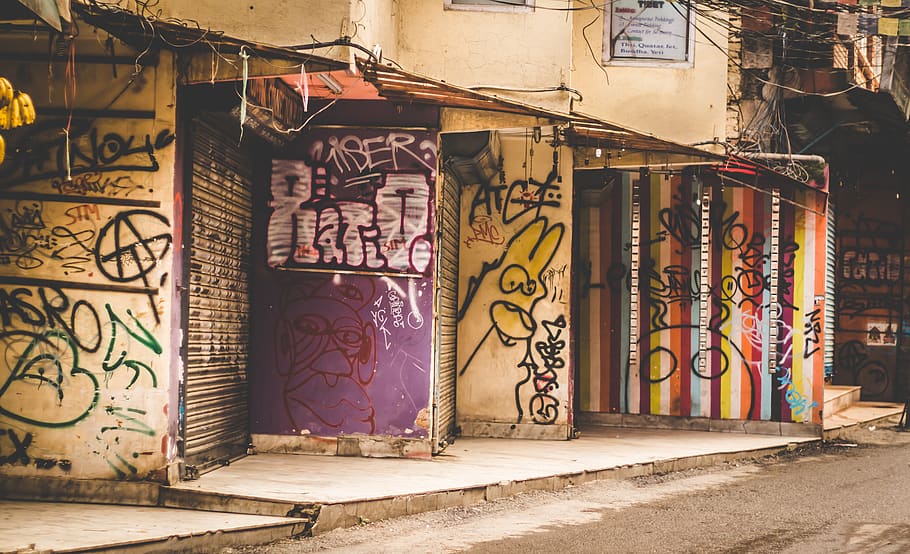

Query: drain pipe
[[739, 152, 827, 166]]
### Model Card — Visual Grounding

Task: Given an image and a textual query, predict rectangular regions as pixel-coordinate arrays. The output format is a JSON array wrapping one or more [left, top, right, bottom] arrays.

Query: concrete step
[[159, 486, 321, 520], [824, 385, 862, 416], [1, 476, 321, 529], [0, 500, 310, 554], [823, 401, 905, 439]]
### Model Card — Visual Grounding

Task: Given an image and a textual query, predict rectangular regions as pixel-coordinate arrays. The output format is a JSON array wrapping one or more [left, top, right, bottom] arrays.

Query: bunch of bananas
[[0, 77, 13, 110], [0, 77, 38, 165], [0, 93, 36, 130]]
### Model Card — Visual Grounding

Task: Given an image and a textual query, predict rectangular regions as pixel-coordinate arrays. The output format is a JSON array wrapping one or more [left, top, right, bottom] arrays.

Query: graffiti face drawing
[[275, 277, 377, 435], [489, 218, 564, 343]]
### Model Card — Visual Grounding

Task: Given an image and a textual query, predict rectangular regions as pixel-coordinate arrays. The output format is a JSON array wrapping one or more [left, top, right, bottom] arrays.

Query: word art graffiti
[[0, 205, 172, 323], [502, 161, 562, 224], [467, 154, 563, 225], [0, 286, 102, 352], [310, 132, 437, 179], [837, 217, 903, 324], [269, 161, 433, 274], [776, 368, 818, 417], [0, 428, 32, 466], [371, 283, 423, 351], [0, 296, 162, 429], [837, 293, 901, 319], [0, 122, 175, 186], [0, 287, 163, 386], [529, 316, 565, 424], [840, 250, 901, 285], [51, 173, 144, 197], [468, 180, 506, 224], [0, 201, 97, 273], [804, 308, 822, 359], [463, 215, 504, 248]]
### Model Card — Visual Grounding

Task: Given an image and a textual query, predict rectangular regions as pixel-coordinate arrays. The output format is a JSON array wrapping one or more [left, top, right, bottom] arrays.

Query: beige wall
[[454, 131, 573, 437], [395, 0, 574, 112], [0, 33, 177, 481], [571, 9, 729, 146], [107, 0, 354, 55], [358, 0, 400, 65]]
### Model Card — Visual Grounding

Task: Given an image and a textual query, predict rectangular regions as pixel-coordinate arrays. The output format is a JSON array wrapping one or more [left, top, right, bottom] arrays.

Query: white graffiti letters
[[268, 132, 435, 275]]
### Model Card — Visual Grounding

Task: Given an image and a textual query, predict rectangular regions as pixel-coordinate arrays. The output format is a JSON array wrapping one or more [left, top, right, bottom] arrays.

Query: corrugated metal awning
[[360, 60, 725, 166], [710, 155, 828, 214], [73, 3, 344, 82]]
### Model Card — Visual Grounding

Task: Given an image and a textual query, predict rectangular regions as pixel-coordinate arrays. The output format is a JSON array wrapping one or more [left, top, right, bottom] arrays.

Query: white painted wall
[[0, 33, 177, 481]]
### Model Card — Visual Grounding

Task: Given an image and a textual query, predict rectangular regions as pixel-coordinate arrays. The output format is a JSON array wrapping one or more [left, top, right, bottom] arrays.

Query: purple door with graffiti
[[250, 128, 437, 439]]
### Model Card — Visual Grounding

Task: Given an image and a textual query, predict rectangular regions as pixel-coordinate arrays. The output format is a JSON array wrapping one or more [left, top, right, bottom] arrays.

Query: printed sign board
[[605, 0, 690, 62]]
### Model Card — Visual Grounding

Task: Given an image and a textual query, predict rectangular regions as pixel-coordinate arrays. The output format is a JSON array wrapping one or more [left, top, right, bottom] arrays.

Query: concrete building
[[0, 0, 831, 489]]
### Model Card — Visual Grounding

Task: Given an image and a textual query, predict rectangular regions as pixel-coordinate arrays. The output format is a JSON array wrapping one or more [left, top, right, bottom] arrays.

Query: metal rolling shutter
[[433, 172, 460, 453], [824, 196, 836, 380], [184, 117, 253, 474]]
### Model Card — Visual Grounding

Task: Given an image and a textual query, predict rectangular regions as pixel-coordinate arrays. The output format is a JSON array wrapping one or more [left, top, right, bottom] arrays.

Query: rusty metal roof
[[360, 61, 827, 202], [360, 60, 724, 163]]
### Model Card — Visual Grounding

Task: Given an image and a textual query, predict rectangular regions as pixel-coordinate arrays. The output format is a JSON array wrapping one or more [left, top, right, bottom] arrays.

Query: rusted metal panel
[[184, 117, 252, 474], [432, 172, 460, 453]]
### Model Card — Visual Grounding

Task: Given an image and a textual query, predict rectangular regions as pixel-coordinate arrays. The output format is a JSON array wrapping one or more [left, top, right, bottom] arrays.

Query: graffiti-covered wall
[[455, 134, 573, 438], [0, 38, 177, 480], [582, 171, 825, 424], [250, 128, 436, 448], [835, 186, 903, 401]]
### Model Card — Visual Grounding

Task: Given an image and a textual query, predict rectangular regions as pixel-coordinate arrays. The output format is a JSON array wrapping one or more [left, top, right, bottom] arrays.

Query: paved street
[[230, 428, 910, 554]]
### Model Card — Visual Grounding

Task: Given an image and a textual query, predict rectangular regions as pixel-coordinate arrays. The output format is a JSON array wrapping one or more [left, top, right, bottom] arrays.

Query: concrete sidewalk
[[0, 426, 818, 553]]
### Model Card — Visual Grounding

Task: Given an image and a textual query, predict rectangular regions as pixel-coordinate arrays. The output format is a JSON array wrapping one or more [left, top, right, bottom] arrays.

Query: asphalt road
[[230, 427, 910, 554]]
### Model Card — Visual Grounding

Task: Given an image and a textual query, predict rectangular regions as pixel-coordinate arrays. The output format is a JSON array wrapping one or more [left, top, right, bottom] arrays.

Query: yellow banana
[[0, 78, 12, 109], [0, 105, 9, 130], [0, 133, 5, 166], [8, 94, 21, 128], [16, 92, 35, 125]]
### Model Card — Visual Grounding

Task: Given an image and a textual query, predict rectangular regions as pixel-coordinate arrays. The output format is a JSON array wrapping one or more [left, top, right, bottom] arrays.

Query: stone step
[[823, 401, 905, 437], [824, 385, 862, 416], [159, 486, 321, 521]]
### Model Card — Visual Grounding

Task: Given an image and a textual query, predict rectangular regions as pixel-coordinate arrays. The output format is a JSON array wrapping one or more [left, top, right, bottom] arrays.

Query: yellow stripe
[[720, 188, 733, 419], [650, 174, 663, 415]]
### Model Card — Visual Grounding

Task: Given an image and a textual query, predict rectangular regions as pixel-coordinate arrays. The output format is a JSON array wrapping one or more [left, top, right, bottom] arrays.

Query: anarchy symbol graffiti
[[94, 210, 172, 284]]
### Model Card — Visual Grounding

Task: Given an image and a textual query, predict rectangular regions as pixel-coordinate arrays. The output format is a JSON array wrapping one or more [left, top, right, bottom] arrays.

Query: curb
[[0, 438, 821, 551], [312, 440, 818, 534], [57, 519, 311, 553], [823, 413, 904, 441]]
